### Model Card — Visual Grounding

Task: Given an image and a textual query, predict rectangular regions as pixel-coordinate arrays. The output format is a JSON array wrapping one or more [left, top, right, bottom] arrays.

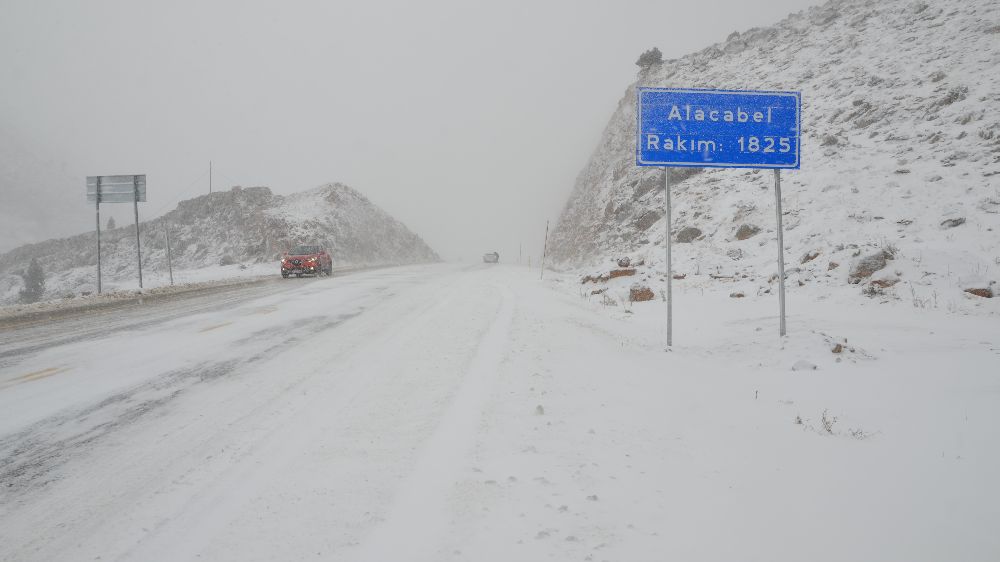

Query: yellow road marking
[[199, 321, 233, 333], [1, 367, 70, 389]]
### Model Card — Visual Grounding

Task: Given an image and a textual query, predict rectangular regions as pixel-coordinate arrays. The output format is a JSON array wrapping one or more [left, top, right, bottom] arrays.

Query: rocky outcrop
[[629, 284, 655, 302], [675, 227, 702, 243], [609, 268, 637, 279], [964, 287, 993, 298], [735, 224, 760, 240], [848, 250, 892, 284]]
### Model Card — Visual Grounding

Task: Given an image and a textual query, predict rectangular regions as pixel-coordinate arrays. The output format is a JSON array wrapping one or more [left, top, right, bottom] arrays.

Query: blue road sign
[[636, 88, 800, 169]]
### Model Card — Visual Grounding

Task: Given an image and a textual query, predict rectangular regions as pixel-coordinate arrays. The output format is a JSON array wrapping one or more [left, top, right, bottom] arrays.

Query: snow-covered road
[[1, 264, 998, 561], [0, 278, 291, 371]]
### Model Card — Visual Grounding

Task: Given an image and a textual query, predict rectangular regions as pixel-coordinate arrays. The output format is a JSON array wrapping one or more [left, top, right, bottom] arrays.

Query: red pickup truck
[[280, 245, 333, 278]]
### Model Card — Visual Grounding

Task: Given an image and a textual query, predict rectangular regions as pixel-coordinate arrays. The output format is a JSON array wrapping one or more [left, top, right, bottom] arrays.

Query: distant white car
[[482, 252, 499, 264]]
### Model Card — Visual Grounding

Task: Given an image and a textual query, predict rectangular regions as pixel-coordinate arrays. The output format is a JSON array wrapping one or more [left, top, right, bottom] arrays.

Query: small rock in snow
[[735, 224, 760, 240], [675, 226, 702, 243], [964, 287, 994, 298], [629, 284, 655, 302], [848, 250, 891, 283], [792, 360, 818, 371]]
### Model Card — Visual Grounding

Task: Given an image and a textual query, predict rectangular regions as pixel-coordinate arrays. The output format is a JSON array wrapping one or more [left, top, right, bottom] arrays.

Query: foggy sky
[[0, 0, 821, 259]]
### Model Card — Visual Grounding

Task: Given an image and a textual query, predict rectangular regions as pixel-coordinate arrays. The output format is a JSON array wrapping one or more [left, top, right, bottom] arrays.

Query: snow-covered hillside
[[549, 0, 999, 310], [0, 183, 438, 302]]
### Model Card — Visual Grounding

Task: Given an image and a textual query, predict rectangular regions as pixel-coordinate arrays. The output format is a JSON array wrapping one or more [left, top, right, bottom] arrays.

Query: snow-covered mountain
[[549, 0, 999, 307], [0, 183, 438, 302]]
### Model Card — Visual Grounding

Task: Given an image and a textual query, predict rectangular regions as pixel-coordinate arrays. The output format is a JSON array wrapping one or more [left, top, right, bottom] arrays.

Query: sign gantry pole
[[133, 175, 144, 289], [95, 177, 102, 295], [664, 168, 672, 348], [774, 169, 786, 336]]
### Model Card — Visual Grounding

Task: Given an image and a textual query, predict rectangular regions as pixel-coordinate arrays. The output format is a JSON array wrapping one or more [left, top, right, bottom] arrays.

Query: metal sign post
[[95, 177, 102, 294], [637, 87, 801, 342], [664, 169, 672, 347], [133, 175, 143, 288], [87, 174, 147, 291], [774, 169, 786, 336]]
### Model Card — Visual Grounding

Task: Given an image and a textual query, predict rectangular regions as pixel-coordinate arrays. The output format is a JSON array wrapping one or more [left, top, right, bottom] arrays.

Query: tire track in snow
[[354, 282, 515, 562], [0, 281, 298, 370], [104, 269, 476, 562], [0, 311, 362, 502]]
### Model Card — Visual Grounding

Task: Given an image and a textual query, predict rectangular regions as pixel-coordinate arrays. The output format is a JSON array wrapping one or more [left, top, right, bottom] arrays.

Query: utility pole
[[539, 221, 549, 280], [165, 222, 174, 285]]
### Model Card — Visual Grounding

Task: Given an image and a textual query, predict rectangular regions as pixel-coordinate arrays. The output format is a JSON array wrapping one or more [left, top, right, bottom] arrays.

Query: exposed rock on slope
[[0, 183, 438, 301], [549, 0, 999, 305]]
